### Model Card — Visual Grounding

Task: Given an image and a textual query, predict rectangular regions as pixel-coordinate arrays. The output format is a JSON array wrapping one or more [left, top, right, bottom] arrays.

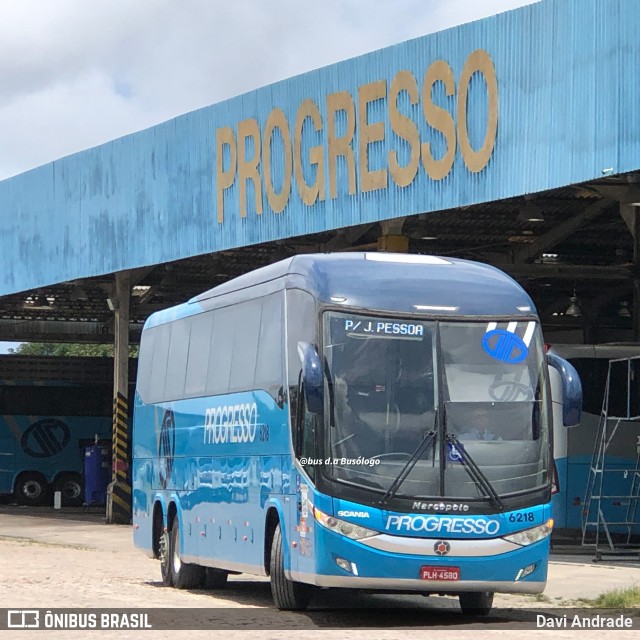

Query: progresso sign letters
[[215, 49, 498, 223]]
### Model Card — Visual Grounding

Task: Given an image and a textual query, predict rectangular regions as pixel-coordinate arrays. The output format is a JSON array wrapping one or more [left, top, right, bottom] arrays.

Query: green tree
[[8, 343, 139, 357]]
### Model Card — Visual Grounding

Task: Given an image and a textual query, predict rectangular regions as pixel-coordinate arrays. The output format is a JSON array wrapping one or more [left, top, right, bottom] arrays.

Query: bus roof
[[548, 343, 640, 360], [146, 253, 537, 328]]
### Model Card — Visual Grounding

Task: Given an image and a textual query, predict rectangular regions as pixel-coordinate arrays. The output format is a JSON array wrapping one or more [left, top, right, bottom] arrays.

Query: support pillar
[[634, 209, 640, 343], [377, 218, 408, 253], [106, 271, 132, 524]]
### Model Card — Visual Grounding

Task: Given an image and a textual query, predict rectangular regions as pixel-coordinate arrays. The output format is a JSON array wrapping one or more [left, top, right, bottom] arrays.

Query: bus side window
[[286, 289, 317, 469], [206, 306, 236, 396], [255, 293, 284, 400], [137, 326, 156, 403], [164, 318, 192, 402], [148, 323, 171, 404], [184, 312, 214, 399]]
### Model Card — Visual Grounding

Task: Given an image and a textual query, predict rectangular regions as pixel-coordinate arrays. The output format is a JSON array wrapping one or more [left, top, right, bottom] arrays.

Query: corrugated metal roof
[[1, 0, 640, 298]]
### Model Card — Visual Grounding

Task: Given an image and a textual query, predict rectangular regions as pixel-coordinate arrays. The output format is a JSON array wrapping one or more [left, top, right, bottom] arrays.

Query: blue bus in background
[[548, 343, 640, 535], [132, 253, 582, 614], [0, 379, 112, 506]]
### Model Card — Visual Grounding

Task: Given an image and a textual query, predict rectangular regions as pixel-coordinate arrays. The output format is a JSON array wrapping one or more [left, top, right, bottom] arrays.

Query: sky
[[0, 0, 536, 181], [0, 0, 536, 353]]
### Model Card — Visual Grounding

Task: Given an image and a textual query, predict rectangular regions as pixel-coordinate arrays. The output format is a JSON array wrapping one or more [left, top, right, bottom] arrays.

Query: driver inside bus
[[333, 374, 400, 458], [459, 408, 501, 441], [333, 360, 431, 459]]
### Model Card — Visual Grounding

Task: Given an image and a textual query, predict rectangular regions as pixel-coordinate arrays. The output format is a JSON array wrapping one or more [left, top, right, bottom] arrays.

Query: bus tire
[[205, 568, 229, 589], [459, 591, 494, 616], [14, 472, 49, 506], [169, 519, 204, 589], [159, 527, 172, 587], [53, 473, 83, 507], [269, 523, 312, 610]]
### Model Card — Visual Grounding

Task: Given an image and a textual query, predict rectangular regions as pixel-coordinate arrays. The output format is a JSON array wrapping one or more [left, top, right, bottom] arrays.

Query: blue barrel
[[83, 444, 111, 506]]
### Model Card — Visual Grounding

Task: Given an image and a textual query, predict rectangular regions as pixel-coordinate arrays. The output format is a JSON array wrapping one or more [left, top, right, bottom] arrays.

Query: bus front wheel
[[14, 473, 49, 506], [459, 591, 494, 616], [205, 568, 228, 589], [269, 523, 312, 610], [169, 519, 204, 589]]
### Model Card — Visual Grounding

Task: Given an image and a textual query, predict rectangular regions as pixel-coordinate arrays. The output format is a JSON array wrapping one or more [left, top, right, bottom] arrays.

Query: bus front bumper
[[307, 575, 545, 593], [294, 526, 549, 594]]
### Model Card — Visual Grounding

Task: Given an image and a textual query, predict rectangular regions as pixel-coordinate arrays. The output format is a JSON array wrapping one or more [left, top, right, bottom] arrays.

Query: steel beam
[[513, 199, 613, 263], [0, 319, 142, 344]]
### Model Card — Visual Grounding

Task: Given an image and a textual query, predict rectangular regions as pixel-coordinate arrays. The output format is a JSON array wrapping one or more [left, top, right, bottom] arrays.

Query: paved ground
[[0, 506, 639, 639]]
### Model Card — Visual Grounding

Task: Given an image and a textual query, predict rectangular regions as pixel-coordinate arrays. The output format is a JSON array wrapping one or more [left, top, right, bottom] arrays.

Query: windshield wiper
[[379, 412, 438, 506], [446, 433, 504, 512]]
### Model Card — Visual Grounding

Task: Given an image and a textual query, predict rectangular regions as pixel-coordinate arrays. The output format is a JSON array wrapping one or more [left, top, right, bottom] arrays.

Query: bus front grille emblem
[[434, 540, 450, 556]]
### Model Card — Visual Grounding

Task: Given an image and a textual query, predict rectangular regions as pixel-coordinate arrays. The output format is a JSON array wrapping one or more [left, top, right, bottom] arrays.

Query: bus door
[[290, 468, 316, 578]]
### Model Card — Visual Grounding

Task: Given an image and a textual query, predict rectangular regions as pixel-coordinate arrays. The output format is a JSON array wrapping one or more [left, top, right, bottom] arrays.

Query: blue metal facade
[[1, 0, 638, 296]]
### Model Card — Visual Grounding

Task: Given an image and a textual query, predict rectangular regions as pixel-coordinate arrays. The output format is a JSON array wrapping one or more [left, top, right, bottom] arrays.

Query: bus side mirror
[[297, 342, 324, 415], [547, 353, 582, 427]]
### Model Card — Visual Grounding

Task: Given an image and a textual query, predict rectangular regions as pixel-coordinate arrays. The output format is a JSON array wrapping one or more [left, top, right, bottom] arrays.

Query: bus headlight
[[313, 507, 379, 540], [502, 519, 554, 546]]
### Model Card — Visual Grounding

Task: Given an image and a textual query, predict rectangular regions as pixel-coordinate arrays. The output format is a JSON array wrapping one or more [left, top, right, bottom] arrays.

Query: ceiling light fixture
[[518, 201, 545, 223], [565, 289, 582, 317], [618, 301, 631, 318]]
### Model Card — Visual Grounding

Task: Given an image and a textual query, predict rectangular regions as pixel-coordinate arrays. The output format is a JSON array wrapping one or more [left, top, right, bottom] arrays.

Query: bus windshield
[[321, 312, 550, 502]]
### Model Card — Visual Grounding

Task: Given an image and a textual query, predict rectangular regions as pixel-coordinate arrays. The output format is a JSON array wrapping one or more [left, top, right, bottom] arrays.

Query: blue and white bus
[[132, 253, 581, 614]]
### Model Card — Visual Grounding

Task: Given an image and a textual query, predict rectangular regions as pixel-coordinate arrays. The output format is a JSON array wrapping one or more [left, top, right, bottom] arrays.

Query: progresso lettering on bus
[[386, 515, 501, 536], [203, 402, 258, 445]]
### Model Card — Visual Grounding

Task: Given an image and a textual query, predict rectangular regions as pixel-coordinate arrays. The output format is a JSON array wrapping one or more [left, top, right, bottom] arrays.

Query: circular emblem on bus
[[434, 540, 451, 556], [158, 410, 175, 489], [21, 419, 71, 458], [481, 329, 528, 364]]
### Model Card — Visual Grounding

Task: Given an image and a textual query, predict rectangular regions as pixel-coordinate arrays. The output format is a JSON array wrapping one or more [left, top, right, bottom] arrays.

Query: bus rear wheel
[[14, 473, 49, 506], [169, 519, 204, 589], [269, 523, 312, 610], [53, 473, 83, 507], [459, 591, 494, 616], [159, 527, 172, 587]]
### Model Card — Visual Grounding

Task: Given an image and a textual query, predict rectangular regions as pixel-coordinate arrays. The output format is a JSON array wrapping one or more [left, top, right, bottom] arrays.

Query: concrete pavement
[[1, 506, 639, 604]]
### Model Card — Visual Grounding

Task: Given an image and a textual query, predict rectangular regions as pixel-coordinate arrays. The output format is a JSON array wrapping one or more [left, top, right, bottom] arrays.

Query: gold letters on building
[[216, 49, 498, 223]]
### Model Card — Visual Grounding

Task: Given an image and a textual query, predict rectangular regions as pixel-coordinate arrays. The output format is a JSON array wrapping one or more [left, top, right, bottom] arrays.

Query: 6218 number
[[508, 512, 534, 523]]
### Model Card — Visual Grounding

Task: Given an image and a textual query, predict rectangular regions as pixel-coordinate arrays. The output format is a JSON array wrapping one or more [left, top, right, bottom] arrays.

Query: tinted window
[[206, 305, 236, 396], [148, 323, 171, 403], [255, 294, 283, 392], [140, 293, 285, 403], [286, 289, 316, 387], [184, 312, 214, 398], [136, 326, 155, 402], [164, 318, 191, 401], [229, 299, 261, 393]]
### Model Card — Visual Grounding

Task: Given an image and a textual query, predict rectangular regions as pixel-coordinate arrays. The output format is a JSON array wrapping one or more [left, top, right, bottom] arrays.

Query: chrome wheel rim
[[172, 528, 182, 573]]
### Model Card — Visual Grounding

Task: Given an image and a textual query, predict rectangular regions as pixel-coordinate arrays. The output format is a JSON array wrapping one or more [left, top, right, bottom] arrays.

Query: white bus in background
[[548, 343, 640, 535]]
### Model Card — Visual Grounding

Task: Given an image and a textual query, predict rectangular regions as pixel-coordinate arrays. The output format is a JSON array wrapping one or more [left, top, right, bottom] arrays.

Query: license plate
[[420, 566, 460, 581]]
